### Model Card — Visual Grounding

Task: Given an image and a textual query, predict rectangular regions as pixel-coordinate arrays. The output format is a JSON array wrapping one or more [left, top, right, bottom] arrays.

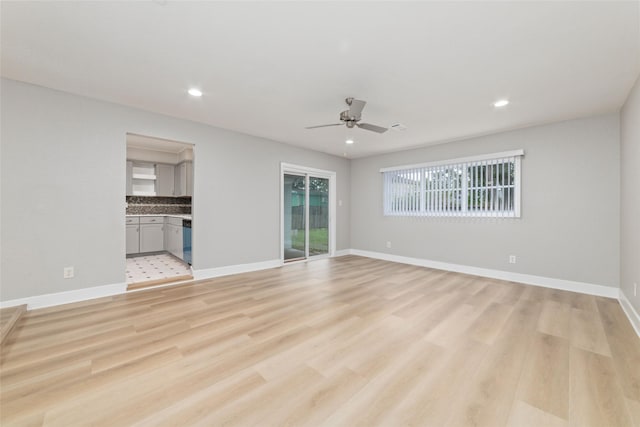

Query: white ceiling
[[2, 1, 639, 158]]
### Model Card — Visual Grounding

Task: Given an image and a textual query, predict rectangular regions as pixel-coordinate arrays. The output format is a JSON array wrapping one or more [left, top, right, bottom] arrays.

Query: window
[[382, 150, 523, 217]]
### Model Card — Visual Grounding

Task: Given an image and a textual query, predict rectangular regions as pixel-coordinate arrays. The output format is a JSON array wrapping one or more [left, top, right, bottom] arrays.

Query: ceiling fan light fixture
[[345, 138, 354, 145], [493, 99, 509, 107], [188, 88, 203, 97]]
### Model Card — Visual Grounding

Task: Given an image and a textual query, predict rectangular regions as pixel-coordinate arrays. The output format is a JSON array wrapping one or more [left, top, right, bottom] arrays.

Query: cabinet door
[[173, 224, 183, 260], [126, 161, 133, 195], [165, 223, 175, 255], [126, 224, 139, 254], [164, 221, 171, 252], [173, 162, 193, 197], [174, 164, 183, 196], [140, 223, 164, 253], [156, 164, 175, 196], [185, 162, 193, 196], [164, 224, 183, 260]]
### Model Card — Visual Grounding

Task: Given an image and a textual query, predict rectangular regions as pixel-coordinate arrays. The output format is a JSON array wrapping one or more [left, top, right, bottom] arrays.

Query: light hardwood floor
[[1, 256, 639, 426]]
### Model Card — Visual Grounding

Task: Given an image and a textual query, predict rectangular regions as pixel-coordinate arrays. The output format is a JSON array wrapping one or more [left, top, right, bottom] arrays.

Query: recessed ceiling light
[[188, 88, 203, 97], [493, 99, 509, 107], [345, 139, 354, 145]]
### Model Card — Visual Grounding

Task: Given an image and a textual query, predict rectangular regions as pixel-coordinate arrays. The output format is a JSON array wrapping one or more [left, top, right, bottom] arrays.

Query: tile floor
[[126, 253, 192, 285]]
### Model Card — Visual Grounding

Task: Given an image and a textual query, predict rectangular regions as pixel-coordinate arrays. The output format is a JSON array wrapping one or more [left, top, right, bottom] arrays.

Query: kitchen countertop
[[126, 214, 192, 220]]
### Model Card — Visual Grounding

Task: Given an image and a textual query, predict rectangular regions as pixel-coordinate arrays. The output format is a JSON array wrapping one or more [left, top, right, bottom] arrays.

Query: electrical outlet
[[386, 241, 392, 249], [509, 255, 516, 264], [63, 266, 74, 279]]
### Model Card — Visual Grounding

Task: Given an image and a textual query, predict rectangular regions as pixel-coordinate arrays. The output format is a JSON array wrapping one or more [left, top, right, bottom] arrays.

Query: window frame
[[381, 150, 524, 218]]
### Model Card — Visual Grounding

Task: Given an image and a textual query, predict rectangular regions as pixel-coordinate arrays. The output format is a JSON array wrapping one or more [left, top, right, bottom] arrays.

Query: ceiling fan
[[306, 97, 388, 133]]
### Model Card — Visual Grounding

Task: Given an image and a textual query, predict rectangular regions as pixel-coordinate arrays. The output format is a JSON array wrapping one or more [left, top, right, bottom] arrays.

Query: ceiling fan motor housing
[[340, 110, 359, 123]]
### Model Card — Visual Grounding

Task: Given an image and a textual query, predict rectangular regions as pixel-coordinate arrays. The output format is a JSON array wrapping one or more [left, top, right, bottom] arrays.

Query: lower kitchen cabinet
[[165, 222, 183, 260], [140, 223, 164, 253], [126, 224, 140, 254], [126, 216, 185, 259]]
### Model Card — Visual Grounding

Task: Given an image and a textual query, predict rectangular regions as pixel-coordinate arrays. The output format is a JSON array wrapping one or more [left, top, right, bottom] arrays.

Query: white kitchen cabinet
[[126, 161, 133, 195], [140, 224, 164, 252], [139, 216, 163, 224], [174, 161, 193, 197], [140, 222, 164, 253], [156, 164, 175, 197], [126, 224, 140, 254], [185, 162, 193, 196], [164, 221, 183, 260], [131, 162, 156, 196]]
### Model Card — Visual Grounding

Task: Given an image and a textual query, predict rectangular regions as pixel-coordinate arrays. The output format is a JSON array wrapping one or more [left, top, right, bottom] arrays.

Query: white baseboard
[[2, 251, 633, 339], [619, 289, 640, 338], [0, 259, 283, 311], [0, 282, 127, 310], [334, 249, 353, 257], [350, 249, 620, 299], [193, 259, 281, 281]]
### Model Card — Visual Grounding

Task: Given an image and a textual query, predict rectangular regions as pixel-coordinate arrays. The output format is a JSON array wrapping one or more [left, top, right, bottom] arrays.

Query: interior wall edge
[[620, 288, 640, 339]]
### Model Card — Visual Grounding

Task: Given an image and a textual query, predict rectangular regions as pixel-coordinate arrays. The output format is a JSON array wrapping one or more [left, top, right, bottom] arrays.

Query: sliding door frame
[[280, 163, 336, 264]]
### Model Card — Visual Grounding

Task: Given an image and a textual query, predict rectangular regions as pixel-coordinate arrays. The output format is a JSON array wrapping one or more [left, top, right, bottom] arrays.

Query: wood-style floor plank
[[537, 300, 571, 339], [569, 347, 633, 427], [570, 307, 612, 356], [0, 255, 638, 427], [506, 400, 568, 427], [597, 297, 640, 401], [516, 332, 570, 419]]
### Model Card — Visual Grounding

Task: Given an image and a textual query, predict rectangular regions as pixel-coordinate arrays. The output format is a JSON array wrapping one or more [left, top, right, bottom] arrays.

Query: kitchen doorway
[[125, 133, 195, 290], [281, 163, 336, 263]]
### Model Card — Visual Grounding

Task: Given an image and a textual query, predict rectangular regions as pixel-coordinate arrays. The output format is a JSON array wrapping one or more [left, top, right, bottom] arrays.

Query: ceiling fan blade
[[348, 99, 366, 119], [305, 123, 344, 129], [357, 122, 388, 133]]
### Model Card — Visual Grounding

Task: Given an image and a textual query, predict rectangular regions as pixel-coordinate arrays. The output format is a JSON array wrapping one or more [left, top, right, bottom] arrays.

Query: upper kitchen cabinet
[[130, 162, 156, 196], [126, 133, 193, 197], [156, 164, 175, 197], [175, 161, 193, 197], [126, 161, 133, 195]]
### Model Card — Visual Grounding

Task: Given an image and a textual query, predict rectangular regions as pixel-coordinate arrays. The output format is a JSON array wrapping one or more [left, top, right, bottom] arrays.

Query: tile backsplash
[[126, 196, 191, 215]]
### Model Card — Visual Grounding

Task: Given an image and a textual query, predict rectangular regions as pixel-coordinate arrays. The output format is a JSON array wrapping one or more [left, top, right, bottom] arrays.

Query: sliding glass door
[[308, 177, 329, 257], [282, 165, 335, 262], [283, 174, 306, 261]]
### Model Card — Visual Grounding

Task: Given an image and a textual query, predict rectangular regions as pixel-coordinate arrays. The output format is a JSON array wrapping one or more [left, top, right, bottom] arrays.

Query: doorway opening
[[125, 133, 195, 290], [281, 163, 336, 263]]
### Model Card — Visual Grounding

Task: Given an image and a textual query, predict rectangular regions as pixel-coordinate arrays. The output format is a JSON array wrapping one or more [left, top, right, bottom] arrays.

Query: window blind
[[382, 150, 523, 218]]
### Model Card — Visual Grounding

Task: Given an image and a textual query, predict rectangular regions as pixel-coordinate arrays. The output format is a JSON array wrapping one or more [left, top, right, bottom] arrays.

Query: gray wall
[[621, 74, 640, 313], [0, 79, 351, 301], [351, 114, 621, 288]]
